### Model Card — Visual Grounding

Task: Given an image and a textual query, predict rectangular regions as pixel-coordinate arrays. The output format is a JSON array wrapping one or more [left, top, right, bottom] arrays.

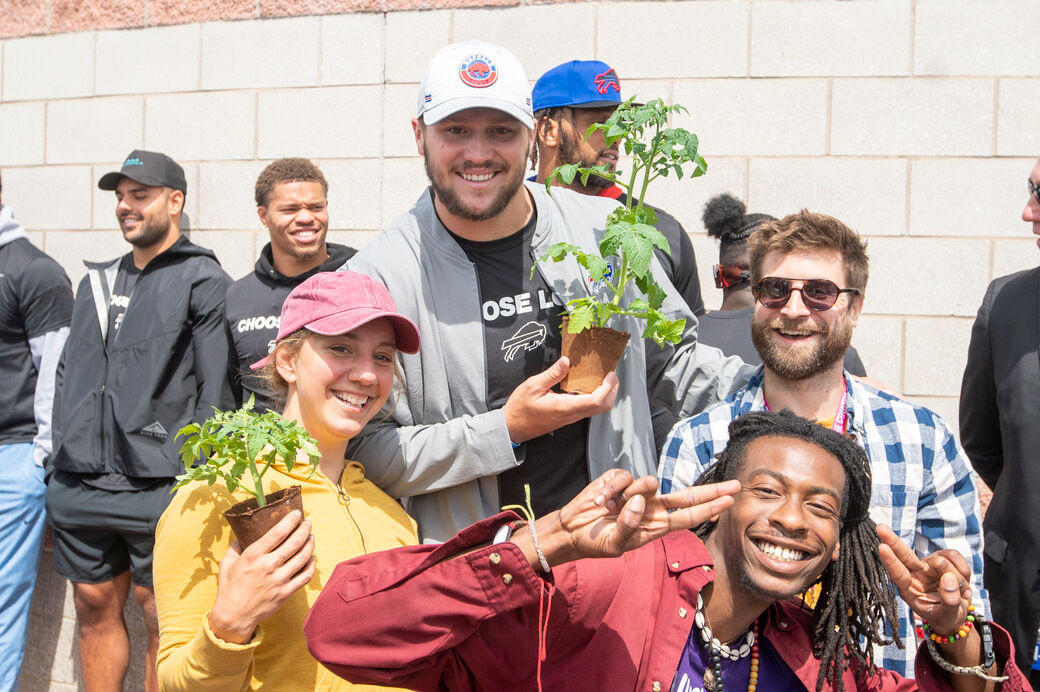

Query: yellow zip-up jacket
[[154, 458, 417, 691]]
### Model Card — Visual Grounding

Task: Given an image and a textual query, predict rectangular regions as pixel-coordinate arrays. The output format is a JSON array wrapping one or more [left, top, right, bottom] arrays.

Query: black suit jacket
[[961, 266, 1040, 673]]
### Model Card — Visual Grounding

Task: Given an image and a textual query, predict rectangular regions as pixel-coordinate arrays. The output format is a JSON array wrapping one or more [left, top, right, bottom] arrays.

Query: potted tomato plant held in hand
[[173, 395, 320, 547], [535, 98, 707, 393]]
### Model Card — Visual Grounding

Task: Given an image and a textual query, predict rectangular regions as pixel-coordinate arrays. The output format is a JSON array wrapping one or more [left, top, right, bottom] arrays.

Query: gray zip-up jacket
[[346, 182, 750, 542]]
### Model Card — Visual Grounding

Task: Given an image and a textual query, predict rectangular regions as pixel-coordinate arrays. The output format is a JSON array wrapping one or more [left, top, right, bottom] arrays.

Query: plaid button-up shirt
[[659, 368, 990, 679]]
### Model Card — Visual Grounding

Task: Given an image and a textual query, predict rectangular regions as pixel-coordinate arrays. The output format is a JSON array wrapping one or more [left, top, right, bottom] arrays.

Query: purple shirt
[[672, 625, 805, 692]]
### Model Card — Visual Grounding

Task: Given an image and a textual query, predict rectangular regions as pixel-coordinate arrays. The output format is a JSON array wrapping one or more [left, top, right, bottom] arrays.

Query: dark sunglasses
[[752, 277, 860, 311], [1029, 179, 1040, 204], [713, 264, 751, 289]]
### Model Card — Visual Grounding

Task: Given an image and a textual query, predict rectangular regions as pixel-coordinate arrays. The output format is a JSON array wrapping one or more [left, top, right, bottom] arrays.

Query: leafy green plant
[[535, 98, 706, 346], [174, 395, 320, 508]]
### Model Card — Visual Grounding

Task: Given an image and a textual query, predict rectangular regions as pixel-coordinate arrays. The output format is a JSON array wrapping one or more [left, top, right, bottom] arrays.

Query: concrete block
[[915, 0, 1040, 76], [751, 0, 910, 77], [598, 2, 747, 78], [850, 315, 903, 392], [452, 5, 596, 80], [649, 156, 748, 240], [257, 86, 382, 159], [910, 396, 960, 439], [384, 83, 421, 157], [992, 239, 1040, 281], [1, 0, 47, 40], [3, 32, 94, 101], [2, 165, 93, 230], [149, 0, 255, 25], [673, 79, 828, 156], [52, 0, 144, 35], [197, 161, 268, 230], [96, 24, 200, 95], [321, 13, 385, 85], [997, 79, 1040, 156], [322, 159, 382, 230], [0, 101, 45, 165], [385, 11, 451, 84], [831, 79, 994, 156], [145, 91, 256, 161], [690, 235, 722, 312], [264, 0, 382, 16], [903, 317, 974, 396], [909, 158, 1032, 237], [623, 78, 671, 105], [48, 231, 130, 286], [46, 96, 144, 164], [328, 228, 379, 252], [867, 237, 990, 317], [201, 17, 320, 91], [749, 158, 908, 236], [379, 157, 428, 227], [191, 230, 257, 280]]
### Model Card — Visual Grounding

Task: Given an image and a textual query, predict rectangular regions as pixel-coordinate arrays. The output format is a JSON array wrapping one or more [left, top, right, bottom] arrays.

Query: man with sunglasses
[[698, 193, 867, 374], [959, 156, 1040, 683], [660, 209, 988, 679]]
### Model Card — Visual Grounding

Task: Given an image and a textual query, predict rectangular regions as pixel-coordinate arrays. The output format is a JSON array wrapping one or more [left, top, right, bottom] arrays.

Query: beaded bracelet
[[921, 604, 975, 643], [923, 614, 1008, 683]]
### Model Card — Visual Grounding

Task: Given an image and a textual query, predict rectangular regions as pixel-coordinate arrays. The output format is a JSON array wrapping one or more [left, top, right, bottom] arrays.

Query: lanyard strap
[[764, 378, 848, 434]]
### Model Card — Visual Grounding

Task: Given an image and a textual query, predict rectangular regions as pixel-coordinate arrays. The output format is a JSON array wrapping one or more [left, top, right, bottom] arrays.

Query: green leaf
[[553, 163, 580, 185], [580, 254, 610, 282], [633, 223, 670, 255], [566, 299, 597, 333], [620, 233, 653, 280]]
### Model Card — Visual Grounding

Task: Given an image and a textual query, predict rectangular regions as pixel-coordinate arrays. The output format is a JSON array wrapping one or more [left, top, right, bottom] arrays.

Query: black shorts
[[46, 471, 175, 587]]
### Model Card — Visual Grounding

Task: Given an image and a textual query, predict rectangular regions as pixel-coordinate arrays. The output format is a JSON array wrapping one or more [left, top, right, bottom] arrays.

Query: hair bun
[[703, 193, 748, 241]]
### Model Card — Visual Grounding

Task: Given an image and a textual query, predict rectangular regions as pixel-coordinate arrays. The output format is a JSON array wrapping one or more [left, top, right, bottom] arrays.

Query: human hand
[[877, 524, 973, 637], [208, 509, 316, 644], [503, 356, 619, 443], [524, 469, 739, 567]]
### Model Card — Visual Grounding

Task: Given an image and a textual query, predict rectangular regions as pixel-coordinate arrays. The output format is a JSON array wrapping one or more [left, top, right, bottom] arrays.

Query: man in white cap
[[345, 41, 748, 543]]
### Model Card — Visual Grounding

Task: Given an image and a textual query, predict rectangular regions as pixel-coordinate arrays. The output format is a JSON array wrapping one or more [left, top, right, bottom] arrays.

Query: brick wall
[[2, 1, 1038, 688]]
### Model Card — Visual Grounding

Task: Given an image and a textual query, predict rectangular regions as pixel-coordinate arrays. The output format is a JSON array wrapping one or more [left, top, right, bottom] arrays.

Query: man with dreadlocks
[[304, 411, 1027, 692], [660, 209, 988, 678]]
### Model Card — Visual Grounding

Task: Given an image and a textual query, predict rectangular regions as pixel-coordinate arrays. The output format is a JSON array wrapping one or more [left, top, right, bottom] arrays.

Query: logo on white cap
[[459, 54, 498, 88]]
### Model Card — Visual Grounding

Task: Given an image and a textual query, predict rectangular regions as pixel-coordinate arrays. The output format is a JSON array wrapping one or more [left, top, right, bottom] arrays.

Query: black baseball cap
[[98, 149, 187, 193]]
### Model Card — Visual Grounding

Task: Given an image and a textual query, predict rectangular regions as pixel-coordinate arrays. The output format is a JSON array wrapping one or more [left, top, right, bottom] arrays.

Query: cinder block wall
[[3, 1, 1038, 688]]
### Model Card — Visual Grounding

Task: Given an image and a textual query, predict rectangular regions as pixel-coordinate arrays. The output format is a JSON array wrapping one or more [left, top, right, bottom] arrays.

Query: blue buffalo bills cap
[[418, 40, 533, 129], [532, 60, 624, 112], [98, 149, 187, 193]]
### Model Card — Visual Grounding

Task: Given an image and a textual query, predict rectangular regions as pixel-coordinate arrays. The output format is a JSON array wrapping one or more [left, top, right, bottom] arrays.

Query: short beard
[[424, 145, 528, 222], [557, 125, 613, 190], [736, 561, 815, 602], [751, 313, 854, 381], [123, 215, 170, 249]]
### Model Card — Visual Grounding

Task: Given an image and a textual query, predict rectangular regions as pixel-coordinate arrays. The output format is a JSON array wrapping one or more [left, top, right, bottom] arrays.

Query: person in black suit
[[960, 155, 1040, 682]]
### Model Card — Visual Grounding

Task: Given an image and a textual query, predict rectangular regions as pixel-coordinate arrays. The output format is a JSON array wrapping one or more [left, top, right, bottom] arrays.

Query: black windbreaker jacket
[[51, 236, 237, 479]]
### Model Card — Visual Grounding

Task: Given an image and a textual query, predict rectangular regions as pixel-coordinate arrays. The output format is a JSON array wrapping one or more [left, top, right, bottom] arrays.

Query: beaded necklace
[[694, 593, 760, 692]]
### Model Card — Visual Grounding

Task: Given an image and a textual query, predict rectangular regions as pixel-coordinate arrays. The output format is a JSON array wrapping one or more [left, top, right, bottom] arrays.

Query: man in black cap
[[530, 59, 705, 317], [47, 149, 236, 692], [224, 158, 356, 412]]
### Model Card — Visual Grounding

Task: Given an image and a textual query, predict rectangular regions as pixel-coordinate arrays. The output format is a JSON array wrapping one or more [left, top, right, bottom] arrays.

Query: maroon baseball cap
[[250, 271, 420, 369]]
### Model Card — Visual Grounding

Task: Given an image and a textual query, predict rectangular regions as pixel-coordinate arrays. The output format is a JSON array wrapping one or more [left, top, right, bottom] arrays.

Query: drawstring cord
[[502, 484, 554, 692]]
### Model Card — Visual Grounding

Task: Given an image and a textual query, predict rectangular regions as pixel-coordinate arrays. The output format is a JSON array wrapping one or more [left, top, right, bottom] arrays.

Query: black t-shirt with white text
[[106, 255, 140, 347], [449, 211, 591, 517]]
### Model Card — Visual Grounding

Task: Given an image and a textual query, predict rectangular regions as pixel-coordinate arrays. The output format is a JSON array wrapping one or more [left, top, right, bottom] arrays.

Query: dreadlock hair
[[530, 107, 569, 171], [692, 410, 901, 692]]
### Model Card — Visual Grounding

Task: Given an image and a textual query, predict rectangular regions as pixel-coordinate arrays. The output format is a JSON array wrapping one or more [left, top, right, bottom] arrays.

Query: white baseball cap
[[417, 40, 534, 129]]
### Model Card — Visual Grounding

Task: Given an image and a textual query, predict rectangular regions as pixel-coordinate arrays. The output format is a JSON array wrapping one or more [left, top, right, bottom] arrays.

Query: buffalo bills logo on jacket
[[594, 69, 621, 95], [459, 54, 498, 88]]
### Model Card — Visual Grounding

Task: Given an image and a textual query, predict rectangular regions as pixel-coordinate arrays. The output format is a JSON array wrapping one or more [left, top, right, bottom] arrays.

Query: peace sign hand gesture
[[876, 523, 973, 637]]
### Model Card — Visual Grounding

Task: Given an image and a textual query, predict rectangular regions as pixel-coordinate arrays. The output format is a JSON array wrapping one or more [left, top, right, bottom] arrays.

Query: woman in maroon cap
[[153, 271, 421, 691]]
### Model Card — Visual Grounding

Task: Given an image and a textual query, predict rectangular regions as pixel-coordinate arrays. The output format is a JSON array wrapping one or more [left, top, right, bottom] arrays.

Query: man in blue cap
[[531, 59, 705, 319], [531, 60, 707, 449]]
